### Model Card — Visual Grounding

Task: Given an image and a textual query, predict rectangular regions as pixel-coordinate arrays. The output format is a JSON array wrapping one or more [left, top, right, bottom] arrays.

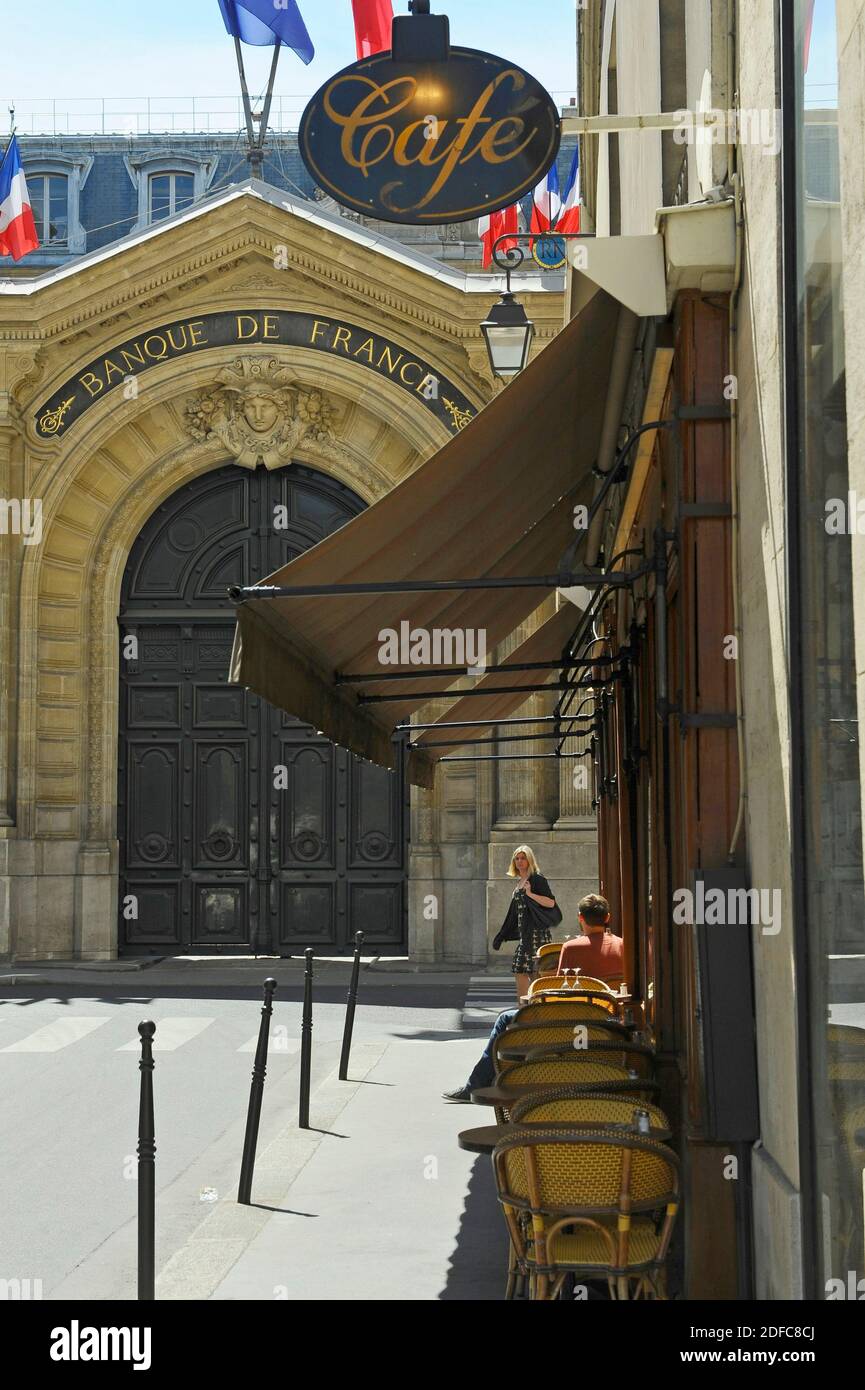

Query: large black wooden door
[[118, 462, 407, 955]]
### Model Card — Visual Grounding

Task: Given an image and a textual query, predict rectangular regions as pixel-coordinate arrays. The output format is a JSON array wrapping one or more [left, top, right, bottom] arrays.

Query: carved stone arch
[[18, 355, 437, 860]]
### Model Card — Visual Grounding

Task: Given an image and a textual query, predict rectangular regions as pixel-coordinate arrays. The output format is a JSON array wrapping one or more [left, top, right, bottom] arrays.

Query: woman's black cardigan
[[492, 873, 558, 951]]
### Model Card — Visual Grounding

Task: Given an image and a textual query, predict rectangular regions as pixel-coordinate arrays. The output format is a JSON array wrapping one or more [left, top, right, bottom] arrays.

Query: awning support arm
[[409, 731, 596, 750], [439, 753, 590, 763], [228, 567, 650, 603], [335, 654, 618, 684], [395, 713, 592, 732], [358, 672, 622, 705]]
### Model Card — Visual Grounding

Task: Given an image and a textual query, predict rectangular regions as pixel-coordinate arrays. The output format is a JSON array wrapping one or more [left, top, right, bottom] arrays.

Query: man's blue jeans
[[466, 1008, 519, 1090]]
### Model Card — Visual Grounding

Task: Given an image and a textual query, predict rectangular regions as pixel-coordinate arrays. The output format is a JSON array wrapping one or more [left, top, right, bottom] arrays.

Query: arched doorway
[[117, 461, 407, 955]]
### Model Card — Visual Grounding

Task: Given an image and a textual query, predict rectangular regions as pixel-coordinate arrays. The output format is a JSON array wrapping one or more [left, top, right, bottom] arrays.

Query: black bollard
[[237, 977, 277, 1206], [299, 948, 314, 1129], [338, 931, 365, 1081], [137, 1020, 156, 1301]]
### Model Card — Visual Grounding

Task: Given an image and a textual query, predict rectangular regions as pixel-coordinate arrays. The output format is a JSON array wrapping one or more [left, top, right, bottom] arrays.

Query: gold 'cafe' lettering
[[322, 69, 534, 212], [35, 310, 477, 438]]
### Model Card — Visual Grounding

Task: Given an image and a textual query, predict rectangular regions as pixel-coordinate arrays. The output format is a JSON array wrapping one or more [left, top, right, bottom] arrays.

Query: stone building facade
[[0, 180, 596, 964]]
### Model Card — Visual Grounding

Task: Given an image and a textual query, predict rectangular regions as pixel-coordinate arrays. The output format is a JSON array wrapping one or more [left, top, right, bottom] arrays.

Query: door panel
[[118, 461, 407, 955]]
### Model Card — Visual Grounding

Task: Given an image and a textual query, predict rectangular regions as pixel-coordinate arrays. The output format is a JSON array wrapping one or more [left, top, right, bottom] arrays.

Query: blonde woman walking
[[492, 845, 560, 1001]]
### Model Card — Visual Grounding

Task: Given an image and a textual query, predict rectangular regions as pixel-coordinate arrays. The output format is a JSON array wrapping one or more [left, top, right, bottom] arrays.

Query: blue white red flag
[[556, 146, 581, 235], [478, 204, 520, 270], [217, 0, 314, 62], [530, 162, 561, 235], [0, 136, 39, 262]]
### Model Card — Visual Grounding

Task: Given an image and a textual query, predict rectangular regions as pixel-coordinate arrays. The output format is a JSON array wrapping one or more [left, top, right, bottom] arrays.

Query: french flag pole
[[530, 161, 561, 235], [556, 146, 581, 235], [0, 131, 39, 262]]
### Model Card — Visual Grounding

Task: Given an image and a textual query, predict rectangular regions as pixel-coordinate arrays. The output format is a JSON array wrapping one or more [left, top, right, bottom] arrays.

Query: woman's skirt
[[511, 922, 552, 975]]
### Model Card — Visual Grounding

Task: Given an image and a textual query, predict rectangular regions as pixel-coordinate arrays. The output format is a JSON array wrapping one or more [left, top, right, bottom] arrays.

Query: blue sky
[[805, 0, 839, 107], [2, 1, 578, 110]]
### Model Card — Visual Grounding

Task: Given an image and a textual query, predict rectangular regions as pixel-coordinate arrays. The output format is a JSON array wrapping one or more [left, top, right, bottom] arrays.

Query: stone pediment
[[0, 180, 564, 369]]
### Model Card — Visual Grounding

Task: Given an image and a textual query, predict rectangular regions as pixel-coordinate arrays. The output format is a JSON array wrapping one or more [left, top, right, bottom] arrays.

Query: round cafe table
[[458, 1119, 672, 1154]]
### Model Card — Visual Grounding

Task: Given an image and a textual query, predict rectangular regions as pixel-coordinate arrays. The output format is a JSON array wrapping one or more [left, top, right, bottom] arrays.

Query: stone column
[[408, 781, 444, 963], [556, 738, 595, 826], [494, 690, 554, 830], [493, 602, 557, 831]]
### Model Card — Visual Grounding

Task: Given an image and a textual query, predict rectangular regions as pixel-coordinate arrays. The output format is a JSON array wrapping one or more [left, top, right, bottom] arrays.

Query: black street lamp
[[480, 291, 535, 380], [481, 229, 587, 380]]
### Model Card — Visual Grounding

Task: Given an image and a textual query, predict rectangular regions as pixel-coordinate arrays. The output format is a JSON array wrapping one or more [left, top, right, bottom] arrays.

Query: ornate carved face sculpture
[[242, 390, 281, 434]]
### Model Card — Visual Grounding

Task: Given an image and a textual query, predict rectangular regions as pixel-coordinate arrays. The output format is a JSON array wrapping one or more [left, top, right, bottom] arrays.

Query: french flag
[[351, 0, 393, 57], [530, 162, 561, 234], [556, 146, 581, 235], [0, 136, 39, 262], [478, 204, 519, 270]]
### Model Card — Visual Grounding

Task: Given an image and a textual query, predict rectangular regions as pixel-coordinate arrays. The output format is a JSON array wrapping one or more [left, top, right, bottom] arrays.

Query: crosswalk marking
[[0, 1017, 111, 1053], [116, 1017, 215, 1053]]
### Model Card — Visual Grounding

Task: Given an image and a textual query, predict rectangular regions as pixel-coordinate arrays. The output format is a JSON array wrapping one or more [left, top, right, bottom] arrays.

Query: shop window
[[787, 0, 865, 1293]]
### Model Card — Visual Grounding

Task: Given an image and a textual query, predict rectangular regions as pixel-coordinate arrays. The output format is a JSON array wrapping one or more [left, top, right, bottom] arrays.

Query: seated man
[[557, 893, 624, 985], [443, 893, 624, 1103]]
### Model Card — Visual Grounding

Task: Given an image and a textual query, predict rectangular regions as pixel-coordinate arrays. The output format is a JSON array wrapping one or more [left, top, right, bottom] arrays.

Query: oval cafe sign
[[299, 9, 561, 225]]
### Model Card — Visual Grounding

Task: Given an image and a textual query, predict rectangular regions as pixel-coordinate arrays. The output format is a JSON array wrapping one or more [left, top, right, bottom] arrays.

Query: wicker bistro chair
[[496, 1039, 655, 1082], [561, 975, 615, 994], [493, 1128, 680, 1300], [527, 981, 620, 1012], [509, 1089, 672, 1138], [514, 1000, 630, 1030], [490, 1023, 634, 1073], [534, 942, 563, 976], [486, 1059, 659, 1123]]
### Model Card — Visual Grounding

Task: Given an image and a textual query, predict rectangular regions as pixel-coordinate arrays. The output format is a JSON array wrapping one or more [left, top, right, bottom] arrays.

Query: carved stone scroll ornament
[[184, 355, 353, 470]]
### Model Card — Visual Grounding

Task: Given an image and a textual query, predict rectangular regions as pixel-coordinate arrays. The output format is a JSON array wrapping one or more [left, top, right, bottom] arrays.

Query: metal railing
[[10, 91, 578, 137], [10, 96, 309, 136]]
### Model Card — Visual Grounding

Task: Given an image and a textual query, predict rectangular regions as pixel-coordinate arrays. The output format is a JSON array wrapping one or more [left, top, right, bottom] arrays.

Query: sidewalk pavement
[[158, 1032, 510, 1301], [31, 963, 514, 1301], [0, 956, 505, 991]]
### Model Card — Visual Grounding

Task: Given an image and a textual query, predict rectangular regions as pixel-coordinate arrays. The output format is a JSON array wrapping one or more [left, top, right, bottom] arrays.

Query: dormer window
[[31, 173, 69, 245], [148, 172, 195, 223], [19, 154, 92, 254], [125, 153, 216, 233]]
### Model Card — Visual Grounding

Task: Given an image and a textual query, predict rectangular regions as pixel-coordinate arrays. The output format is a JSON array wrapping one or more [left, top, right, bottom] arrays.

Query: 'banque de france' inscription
[[34, 310, 478, 439]]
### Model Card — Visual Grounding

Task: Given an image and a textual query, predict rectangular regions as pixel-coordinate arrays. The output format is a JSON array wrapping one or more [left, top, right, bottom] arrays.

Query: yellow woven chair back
[[495, 1129, 679, 1211], [491, 1024, 622, 1072], [500, 1059, 634, 1088], [498, 1043, 652, 1079], [569, 975, 615, 993], [534, 942, 562, 975], [509, 1089, 670, 1132], [515, 1001, 626, 1029], [514, 1003, 609, 1025], [527, 981, 618, 1012]]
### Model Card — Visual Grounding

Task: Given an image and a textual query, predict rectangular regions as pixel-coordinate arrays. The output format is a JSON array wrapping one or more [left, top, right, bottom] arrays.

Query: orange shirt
[[557, 930, 624, 981]]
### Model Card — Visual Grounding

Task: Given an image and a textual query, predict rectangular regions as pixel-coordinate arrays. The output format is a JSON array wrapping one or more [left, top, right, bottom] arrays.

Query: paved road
[[0, 976, 496, 1300]]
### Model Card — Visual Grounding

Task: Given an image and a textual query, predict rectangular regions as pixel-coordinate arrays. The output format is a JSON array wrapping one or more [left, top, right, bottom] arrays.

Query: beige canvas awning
[[229, 286, 620, 788]]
